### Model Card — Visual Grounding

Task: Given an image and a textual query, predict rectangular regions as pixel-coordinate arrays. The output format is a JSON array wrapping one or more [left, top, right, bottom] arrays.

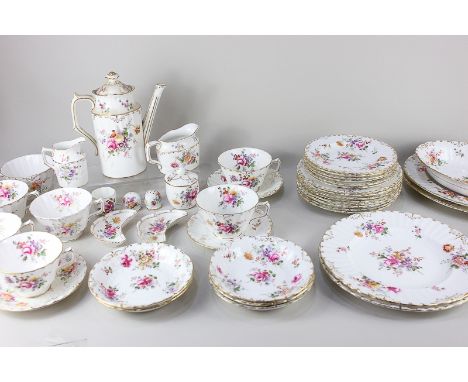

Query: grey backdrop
[[0, 36, 467, 346]]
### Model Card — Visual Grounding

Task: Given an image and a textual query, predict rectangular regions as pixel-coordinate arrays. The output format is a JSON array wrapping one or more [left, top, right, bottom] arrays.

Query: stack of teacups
[[42, 138, 88, 188], [217, 147, 281, 193], [297, 135, 402, 213]]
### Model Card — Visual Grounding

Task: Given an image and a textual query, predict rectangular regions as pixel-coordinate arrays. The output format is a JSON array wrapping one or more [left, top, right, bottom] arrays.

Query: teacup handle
[[89, 198, 105, 219], [270, 158, 281, 172], [57, 247, 76, 272], [26, 190, 40, 206], [41, 147, 57, 170], [249, 201, 270, 224], [145, 141, 163, 170], [19, 219, 35, 232]]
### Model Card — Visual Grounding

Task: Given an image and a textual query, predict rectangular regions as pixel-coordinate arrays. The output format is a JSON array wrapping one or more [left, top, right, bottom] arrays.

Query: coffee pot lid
[[93, 71, 134, 96], [165, 166, 198, 186]]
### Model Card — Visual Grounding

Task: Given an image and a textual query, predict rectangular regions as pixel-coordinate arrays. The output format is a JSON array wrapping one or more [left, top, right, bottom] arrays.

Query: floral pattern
[[311, 149, 331, 165], [218, 186, 244, 208], [120, 248, 160, 270], [99, 283, 121, 301], [118, 98, 134, 111], [103, 199, 115, 214], [45, 220, 83, 239], [170, 149, 198, 169], [131, 274, 158, 290], [249, 268, 276, 285], [442, 244, 468, 271], [231, 150, 258, 170], [215, 221, 240, 235], [337, 137, 371, 151], [163, 280, 181, 294], [337, 151, 361, 162], [13, 236, 46, 261], [171, 187, 198, 208], [354, 220, 389, 239], [370, 246, 423, 276], [354, 275, 401, 294], [57, 262, 77, 283], [252, 243, 286, 265], [54, 192, 73, 208], [4, 274, 47, 291], [0, 182, 18, 201], [412, 226, 422, 239], [426, 149, 447, 167], [148, 219, 166, 235], [215, 266, 243, 292], [100, 125, 138, 157], [58, 164, 80, 184], [366, 156, 390, 170]]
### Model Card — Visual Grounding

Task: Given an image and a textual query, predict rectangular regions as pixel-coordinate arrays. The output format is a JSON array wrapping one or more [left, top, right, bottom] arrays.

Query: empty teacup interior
[[0, 231, 62, 273], [218, 148, 272, 171], [0, 180, 29, 207], [92, 186, 115, 200], [0, 212, 22, 241], [197, 184, 258, 214], [30, 188, 92, 219], [1, 154, 49, 179]]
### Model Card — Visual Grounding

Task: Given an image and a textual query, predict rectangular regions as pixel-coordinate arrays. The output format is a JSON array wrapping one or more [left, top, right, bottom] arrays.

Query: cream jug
[[71, 72, 166, 178]]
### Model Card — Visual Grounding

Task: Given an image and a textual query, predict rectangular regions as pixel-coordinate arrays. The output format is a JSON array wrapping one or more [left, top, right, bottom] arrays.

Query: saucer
[[187, 210, 273, 250], [137, 210, 188, 243], [207, 168, 283, 198], [0, 252, 87, 312], [90, 209, 138, 246]]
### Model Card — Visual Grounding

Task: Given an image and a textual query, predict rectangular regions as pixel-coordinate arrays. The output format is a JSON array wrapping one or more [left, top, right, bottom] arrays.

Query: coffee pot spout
[[143, 84, 166, 145]]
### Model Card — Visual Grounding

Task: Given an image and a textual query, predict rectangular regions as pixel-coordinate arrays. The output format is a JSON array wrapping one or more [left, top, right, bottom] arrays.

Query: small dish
[[88, 242, 193, 312], [207, 168, 283, 198], [0, 251, 86, 312], [416, 141, 468, 196], [209, 236, 314, 308], [1, 154, 54, 193], [187, 210, 272, 250], [137, 210, 188, 243], [90, 209, 139, 246], [0, 213, 34, 241]]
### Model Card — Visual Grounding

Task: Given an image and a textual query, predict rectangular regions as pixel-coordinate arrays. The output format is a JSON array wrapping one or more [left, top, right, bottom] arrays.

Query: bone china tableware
[[208, 168, 284, 199], [416, 141, 468, 196], [92, 186, 116, 214], [209, 236, 315, 309], [144, 190, 162, 210], [1, 154, 54, 193], [122, 192, 141, 210], [187, 210, 272, 250], [218, 148, 281, 192], [41, 137, 85, 164], [0, 231, 76, 298], [71, 71, 166, 178], [320, 211, 468, 310], [145, 123, 200, 174], [0, 251, 86, 312], [0, 213, 34, 241], [42, 154, 89, 188], [196, 184, 270, 240], [0, 179, 39, 218], [90, 209, 138, 246], [29, 188, 104, 241], [165, 167, 199, 210], [88, 242, 193, 312], [137, 210, 188, 243], [404, 154, 468, 209]]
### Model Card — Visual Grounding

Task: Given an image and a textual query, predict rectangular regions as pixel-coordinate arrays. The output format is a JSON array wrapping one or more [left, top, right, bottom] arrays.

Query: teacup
[[196, 184, 270, 239], [1, 154, 54, 193], [0, 179, 39, 218], [42, 155, 88, 188], [91, 187, 116, 214], [218, 148, 281, 192], [0, 231, 75, 298], [29, 187, 104, 242], [0, 212, 34, 241]]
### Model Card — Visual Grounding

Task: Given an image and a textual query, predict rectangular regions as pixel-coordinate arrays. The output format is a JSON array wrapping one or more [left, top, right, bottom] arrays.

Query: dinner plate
[[320, 211, 468, 307]]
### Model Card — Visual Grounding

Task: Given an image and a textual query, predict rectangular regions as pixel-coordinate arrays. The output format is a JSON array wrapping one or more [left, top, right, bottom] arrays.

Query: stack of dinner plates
[[403, 141, 468, 213], [209, 236, 315, 310], [297, 135, 402, 213]]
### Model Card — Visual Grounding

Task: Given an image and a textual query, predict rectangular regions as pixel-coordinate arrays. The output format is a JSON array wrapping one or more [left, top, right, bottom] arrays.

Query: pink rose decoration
[[253, 270, 270, 282], [107, 139, 118, 150], [292, 274, 302, 284], [121, 254, 132, 268]]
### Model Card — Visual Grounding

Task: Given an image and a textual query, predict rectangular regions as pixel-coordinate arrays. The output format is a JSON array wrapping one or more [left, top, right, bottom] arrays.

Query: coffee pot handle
[[145, 141, 163, 170], [71, 93, 98, 155]]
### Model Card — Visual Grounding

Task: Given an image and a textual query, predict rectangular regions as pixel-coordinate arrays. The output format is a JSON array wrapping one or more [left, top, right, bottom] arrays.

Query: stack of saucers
[[297, 135, 402, 213], [209, 236, 315, 310]]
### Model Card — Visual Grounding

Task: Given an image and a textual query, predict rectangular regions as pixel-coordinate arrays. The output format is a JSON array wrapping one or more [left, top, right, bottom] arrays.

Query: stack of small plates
[[297, 135, 402, 213], [403, 141, 468, 213], [320, 211, 468, 312], [209, 236, 315, 310]]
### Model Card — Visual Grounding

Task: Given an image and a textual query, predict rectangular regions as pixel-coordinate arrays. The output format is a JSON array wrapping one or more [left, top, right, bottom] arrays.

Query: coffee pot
[[71, 71, 166, 178]]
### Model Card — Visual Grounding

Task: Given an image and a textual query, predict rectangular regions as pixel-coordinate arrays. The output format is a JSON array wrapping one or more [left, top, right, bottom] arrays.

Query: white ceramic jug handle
[[19, 219, 35, 232], [89, 198, 105, 219], [71, 93, 98, 155], [41, 147, 56, 169], [270, 158, 281, 172], [57, 247, 76, 273], [249, 201, 270, 224], [145, 141, 163, 170]]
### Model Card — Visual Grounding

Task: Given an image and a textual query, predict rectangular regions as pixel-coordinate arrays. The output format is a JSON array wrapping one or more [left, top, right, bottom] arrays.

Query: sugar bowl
[[165, 167, 199, 209]]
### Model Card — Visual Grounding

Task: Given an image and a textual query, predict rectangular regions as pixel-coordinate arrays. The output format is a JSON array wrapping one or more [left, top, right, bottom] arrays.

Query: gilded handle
[[71, 93, 98, 155]]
